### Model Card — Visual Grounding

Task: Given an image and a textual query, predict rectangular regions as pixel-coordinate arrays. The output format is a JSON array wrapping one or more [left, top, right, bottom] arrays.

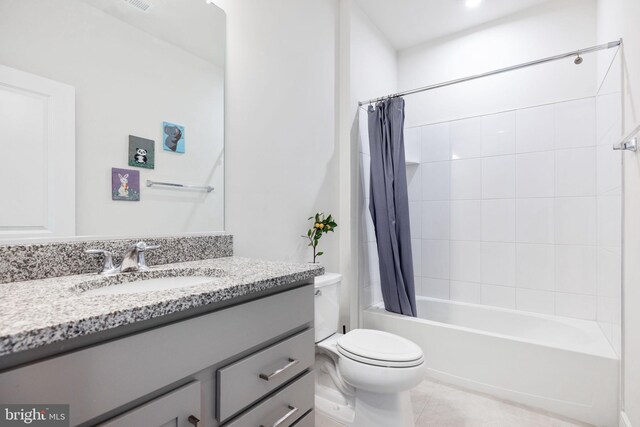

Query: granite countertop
[[0, 257, 324, 357]]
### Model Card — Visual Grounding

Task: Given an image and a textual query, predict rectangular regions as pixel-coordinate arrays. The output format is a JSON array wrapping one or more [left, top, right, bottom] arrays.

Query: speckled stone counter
[[0, 257, 323, 356], [0, 234, 233, 284]]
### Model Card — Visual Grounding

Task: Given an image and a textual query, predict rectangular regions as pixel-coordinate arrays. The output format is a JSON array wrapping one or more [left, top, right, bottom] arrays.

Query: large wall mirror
[[0, 0, 225, 241]]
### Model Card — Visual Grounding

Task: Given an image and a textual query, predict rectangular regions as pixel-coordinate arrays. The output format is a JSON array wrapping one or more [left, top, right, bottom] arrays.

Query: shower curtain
[[367, 97, 417, 317]]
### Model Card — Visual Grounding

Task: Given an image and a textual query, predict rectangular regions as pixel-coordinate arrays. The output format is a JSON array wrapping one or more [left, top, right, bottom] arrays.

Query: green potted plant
[[302, 213, 337, 263]]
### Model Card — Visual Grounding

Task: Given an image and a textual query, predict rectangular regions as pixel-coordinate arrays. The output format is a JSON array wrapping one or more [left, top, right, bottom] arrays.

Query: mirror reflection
[[0, 0, 225, 241]]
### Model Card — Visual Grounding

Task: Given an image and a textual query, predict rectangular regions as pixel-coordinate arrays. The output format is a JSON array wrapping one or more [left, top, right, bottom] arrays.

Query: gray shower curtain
[[367, 97, 417, 317]]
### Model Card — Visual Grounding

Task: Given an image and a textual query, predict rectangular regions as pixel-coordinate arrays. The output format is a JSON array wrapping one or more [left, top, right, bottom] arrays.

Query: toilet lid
[[337, 329, 424, 368]]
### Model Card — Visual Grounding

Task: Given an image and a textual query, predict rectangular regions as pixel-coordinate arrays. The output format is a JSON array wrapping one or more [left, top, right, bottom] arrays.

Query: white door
[[0, 64, 75, 240]]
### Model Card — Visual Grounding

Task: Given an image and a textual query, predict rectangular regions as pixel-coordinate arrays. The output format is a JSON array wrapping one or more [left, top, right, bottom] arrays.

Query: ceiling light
[[465, 0, 482, 8]]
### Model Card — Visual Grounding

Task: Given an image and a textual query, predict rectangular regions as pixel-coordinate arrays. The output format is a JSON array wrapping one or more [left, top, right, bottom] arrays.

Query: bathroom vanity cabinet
[[0, 284, 315, 427]]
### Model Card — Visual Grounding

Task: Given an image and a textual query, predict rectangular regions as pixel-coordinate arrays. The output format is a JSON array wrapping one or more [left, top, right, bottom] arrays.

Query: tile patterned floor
[[315, 378, 592, 427]]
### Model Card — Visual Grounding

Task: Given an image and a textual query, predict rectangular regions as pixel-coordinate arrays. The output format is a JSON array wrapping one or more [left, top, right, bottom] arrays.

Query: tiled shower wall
[[402, 96, 621, 325], [594, 55, 623, 355]]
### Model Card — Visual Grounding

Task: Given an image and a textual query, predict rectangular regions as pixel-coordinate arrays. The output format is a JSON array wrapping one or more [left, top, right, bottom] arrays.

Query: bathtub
[[363, 297, 618, 426]]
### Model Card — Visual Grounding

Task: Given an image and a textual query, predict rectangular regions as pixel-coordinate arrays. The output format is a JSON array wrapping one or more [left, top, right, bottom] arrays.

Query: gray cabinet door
[[99, 382, 201, 427]]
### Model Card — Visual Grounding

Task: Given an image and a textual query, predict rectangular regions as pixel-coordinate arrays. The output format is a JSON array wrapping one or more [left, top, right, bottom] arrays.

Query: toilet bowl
[[314, 273, 425, 427]]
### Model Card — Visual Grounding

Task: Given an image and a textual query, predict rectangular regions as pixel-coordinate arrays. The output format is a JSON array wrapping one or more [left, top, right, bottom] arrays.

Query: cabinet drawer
[[99, 381, 201, 427], [290, 409, 314, 426], [217, 328, 314, 422], [225, 371, 314, 427]]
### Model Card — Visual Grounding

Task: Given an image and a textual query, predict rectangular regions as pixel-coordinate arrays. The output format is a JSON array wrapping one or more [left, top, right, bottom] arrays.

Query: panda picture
[[135, 148, 148, 165], [128, 135, 155, 169]]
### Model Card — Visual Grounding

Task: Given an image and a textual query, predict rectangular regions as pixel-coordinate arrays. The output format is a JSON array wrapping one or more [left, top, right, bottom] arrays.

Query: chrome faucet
[[86, 241, 160, 274]]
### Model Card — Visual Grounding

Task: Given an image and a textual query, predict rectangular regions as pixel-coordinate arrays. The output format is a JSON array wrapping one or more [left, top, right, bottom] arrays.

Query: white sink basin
[[83, 276, 220, 296]]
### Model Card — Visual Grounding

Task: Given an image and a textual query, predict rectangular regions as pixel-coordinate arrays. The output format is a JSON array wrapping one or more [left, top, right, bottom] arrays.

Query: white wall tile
[[407, 165, 422, 201], [555, 245, 597, 295], [413, 276, 422, 296], [555, 98, 596, 149], [481, 242, 516, 286], [451, 158, 482, 200], [482, 284, 516, 308], [482, 111, 516, 157], [422, 201, 450, 240], [481, 199, 515, 242], [450, 200, 481, 241], [398, 96, 611, 319], [597, 247, 621, 298], [555, 292, 596, 320], [422, 161, 450, 201], [597, 195, 622, 251], [421, 277, 450, 299], [450, 241, 481, 283], [596, 146, 622, 196], [404, 127, 420, 164], [515, 243, 555, 291], [516, 104, 555, 153], [359, 240, 380, 287], [555, 147, 596, 197], [597, 296, 619, 325], [515, 198, 554, 244], [409, 201, 422, 238], [421, 122, 450, 163], [422, 239, 450, 280], [516, 288, 555, 315], [450, 117, 482, 160], [412, 238, 421, 277], [482, 155, 515, 199], [450, 281, 482, 303], [555, 197, 597, 245], [596, 92, 622, 146], [515, 152, 555, 198]]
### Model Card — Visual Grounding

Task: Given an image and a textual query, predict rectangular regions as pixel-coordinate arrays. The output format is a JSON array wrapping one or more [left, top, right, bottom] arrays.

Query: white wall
[[348, 1, 398, 313], [217, 0, 340, 272], [597, 1, 640, 425], [398, 0, 598, 127], [0, 0, 225, 236]]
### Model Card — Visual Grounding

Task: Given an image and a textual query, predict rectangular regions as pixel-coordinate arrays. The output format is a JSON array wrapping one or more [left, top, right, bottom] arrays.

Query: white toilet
[[314, 273, 426, 427]]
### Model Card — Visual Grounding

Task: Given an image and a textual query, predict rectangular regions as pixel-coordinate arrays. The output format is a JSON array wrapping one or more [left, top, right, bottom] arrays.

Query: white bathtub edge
[[621, 411, 633, 427], [369, 298, 618, 360]]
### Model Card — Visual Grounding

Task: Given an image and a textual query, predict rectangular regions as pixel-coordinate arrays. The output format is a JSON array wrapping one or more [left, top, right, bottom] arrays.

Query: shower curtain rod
[[358, 39, 622, 106]]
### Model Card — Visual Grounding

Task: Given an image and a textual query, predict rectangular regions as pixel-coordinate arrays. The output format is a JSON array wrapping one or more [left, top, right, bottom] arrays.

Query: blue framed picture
[[163, 121, 185, 153]]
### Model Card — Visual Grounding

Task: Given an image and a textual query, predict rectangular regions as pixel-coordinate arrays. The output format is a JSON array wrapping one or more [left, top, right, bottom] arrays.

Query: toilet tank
[[314, 273, 342, 343]]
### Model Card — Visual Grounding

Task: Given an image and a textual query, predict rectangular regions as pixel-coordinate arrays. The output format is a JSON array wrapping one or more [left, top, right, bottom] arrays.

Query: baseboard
[[620, 411, 632, 427]]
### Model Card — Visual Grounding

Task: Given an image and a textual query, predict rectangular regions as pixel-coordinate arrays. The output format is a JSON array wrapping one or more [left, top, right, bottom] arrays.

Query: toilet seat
[[337, 329, 424, 368]]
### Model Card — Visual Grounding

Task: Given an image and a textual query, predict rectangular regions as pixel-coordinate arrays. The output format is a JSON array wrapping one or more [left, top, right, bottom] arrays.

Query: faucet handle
[[135, 241, 160, 271], [130, 241, 160, 251], [85, 249, 118, 275]]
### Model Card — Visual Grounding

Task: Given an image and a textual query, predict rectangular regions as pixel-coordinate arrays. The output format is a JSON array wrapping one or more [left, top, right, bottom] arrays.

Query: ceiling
[[80, 0, 226, 66], [354, 0, 553, 50]]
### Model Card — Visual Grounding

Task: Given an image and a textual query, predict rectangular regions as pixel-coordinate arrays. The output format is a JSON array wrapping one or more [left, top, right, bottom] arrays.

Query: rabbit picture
[[118, 173, 129, 197], [112, 168, 140, 201]]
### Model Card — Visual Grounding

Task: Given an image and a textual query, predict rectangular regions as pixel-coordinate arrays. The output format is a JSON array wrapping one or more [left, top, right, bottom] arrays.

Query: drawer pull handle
[[259, 358, 299, 381], [260, 405, 299, 427], [187, 415, 200, 426]]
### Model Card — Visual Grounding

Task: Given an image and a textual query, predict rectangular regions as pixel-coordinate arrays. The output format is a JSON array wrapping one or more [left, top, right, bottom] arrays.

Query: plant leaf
[[317, 251, 324, 256]]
